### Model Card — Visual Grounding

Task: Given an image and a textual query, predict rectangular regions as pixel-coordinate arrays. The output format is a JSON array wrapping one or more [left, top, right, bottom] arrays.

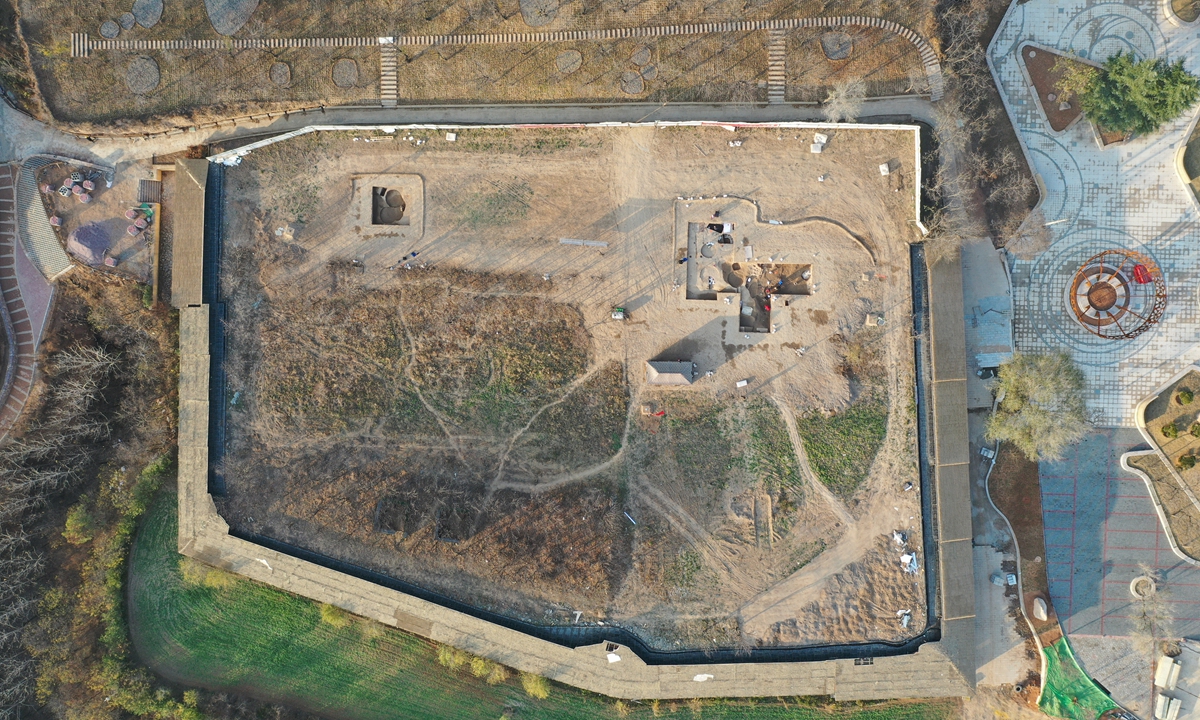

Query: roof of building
[[646, 360, 693, 386], [171, 159, 207, 308]]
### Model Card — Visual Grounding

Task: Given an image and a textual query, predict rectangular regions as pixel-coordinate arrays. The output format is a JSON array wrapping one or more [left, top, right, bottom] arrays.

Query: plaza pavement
[[988, 0, 1200, 427]]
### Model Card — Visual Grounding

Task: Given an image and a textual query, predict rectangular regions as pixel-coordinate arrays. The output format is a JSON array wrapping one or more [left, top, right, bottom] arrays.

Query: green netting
[[1039, 637, 1121, 720]]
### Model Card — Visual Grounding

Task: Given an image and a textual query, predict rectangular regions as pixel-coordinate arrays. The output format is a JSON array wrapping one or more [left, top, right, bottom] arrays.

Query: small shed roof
[[66, 223, 109, 266], [646, 360, 693, 386]]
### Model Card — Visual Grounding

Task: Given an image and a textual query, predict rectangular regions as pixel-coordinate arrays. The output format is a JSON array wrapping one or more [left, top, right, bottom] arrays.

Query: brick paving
[[0, 164, 38, 439], [1040, 430, 1200, 639], [989, 0, 1200, 426]]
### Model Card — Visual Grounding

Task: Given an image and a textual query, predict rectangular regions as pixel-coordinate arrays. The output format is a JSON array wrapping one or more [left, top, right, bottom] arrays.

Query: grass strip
[[129, 487, 961, 719]]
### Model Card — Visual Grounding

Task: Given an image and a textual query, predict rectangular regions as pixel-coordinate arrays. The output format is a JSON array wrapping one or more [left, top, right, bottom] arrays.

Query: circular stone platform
[[118, 12, 136, 29], [820, 32, 853, 60], [555, 50, 582, 74], [205, 0, 259, 36], [641, 64, 658, 81], [269, 62, 291, 87], [518, 0, 558, 27], [132, 0, 164, 28], [620, 70, 644, 95], [100, 20, 121, 39], [332, 58, 358, 88], [126, 56, 160, 93], [631, 45, 651, 66]]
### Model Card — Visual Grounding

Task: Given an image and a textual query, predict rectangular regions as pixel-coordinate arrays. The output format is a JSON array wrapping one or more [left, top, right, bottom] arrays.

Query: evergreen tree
[[1079, 51, 1200, 135]]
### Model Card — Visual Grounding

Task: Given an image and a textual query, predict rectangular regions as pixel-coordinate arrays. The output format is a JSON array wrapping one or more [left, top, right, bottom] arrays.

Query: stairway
[[380, 43, 398, 108], [767, 29, 786, 104]]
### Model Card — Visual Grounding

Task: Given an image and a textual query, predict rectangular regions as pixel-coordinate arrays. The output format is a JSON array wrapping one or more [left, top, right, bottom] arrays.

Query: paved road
[[0, 96, 937, 166]]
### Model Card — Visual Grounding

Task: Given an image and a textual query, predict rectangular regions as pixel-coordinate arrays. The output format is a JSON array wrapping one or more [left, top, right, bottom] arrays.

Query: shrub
[[140, 283, 154, 309], [319, 603, 352, 628], [1181, 454, 1196, 470], [470, 656, 491, 678], [62, 500, 95, 545], [1191, 423, 1200, 438], [178, 557, 237, 590], [520, 671, 550, 700], [1163, 421, 1179, 439], [1079, 51, 1200, 135], [437, 645, 469, 671], [485, 663, 509, 686], [1179, 388, 1194, 405]]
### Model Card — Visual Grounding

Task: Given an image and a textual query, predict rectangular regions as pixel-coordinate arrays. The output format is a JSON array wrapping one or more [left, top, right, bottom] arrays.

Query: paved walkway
[[0, 163, 52, 439], [1042, 431, 1200, 638], [989, 0, 1200, 427]]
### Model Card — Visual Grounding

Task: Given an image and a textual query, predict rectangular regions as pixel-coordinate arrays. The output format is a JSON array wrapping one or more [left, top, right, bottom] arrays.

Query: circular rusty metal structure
[[1067, 249, 1166, 339]]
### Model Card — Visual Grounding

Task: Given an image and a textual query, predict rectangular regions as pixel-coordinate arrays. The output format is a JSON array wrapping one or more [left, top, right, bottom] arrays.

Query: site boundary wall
[[176, 121, 974, 699]]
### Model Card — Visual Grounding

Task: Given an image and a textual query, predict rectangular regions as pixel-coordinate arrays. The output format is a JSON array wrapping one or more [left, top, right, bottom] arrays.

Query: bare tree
[[1131, 563, 1175, 661], [822, 79, 866, 123], [1002, 207, 1053, 259]]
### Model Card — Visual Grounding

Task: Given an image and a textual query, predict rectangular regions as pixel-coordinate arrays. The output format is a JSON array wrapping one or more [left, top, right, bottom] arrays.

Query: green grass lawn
[[129, 489, 960, 720], [795, 399, 889, 500]]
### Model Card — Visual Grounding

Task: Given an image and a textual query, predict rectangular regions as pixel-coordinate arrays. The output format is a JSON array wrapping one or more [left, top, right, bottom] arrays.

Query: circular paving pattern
[[518, 0, 558, 27], [125, 56, 161, 94], [555, 50, 582, 74], [100, 20, 121, 39], [332, 58, 358, 88], [641, 64, 658, 81], [630, 45, 651, 66], [269, 61, 291, 87], [132, 0, 164, 28], [620, 70, 644, 95], [820, 31, 853, 60], [1066, 248, 1166, 340], [118, 12, 136, 29]]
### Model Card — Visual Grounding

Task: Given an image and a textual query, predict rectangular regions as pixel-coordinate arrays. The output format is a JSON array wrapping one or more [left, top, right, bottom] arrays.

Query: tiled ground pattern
[[988, 0, 1200, 426], [1040, 430, 1200, 639]]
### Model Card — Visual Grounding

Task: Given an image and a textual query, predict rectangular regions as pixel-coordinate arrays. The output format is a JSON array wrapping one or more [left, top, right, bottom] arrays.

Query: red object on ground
[[1132, 264, 1152, 284], [78, 194, 91, 203], [127, 225, 139, 236], [652, 410, 666, 417], [125, 209, 137, 219]]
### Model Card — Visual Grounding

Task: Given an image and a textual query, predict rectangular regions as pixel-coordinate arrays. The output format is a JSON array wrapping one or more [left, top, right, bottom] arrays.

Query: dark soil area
[[988, 444, 1061, 644], [1019, 45, 1084, 133]]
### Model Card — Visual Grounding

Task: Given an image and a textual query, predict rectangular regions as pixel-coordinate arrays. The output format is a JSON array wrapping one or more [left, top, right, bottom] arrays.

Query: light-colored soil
[[35, 160, 154, 282], [216, 125, 925, 650], [18, 0, 934, 121]]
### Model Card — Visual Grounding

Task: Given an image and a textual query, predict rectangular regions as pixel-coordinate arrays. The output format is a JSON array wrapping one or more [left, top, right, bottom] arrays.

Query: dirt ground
[[989, 444, 1061, 646], [17, 0, 934, 122], [215, 125, 926, 651], [35, 160, 155, 283]]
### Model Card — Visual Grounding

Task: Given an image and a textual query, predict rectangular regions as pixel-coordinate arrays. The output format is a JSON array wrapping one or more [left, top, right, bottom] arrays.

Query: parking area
[[1040, 429, 1200, 638]]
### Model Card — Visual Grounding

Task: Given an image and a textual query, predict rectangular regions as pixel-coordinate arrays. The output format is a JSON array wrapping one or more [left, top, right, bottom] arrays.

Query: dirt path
[[488, 364, 604, 486], [737, 489, 893, 638], [771, 395, 854, 527], [631, 475, 760, 599]]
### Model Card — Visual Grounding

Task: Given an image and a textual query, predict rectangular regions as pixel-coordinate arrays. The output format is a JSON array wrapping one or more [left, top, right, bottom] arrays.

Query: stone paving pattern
[[173, 128, 977, 699], [70, 15, 943, 101], [989, 0, 1200, 427], [1040, 430, 1200, 639], [0, 163, 53, 440]]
